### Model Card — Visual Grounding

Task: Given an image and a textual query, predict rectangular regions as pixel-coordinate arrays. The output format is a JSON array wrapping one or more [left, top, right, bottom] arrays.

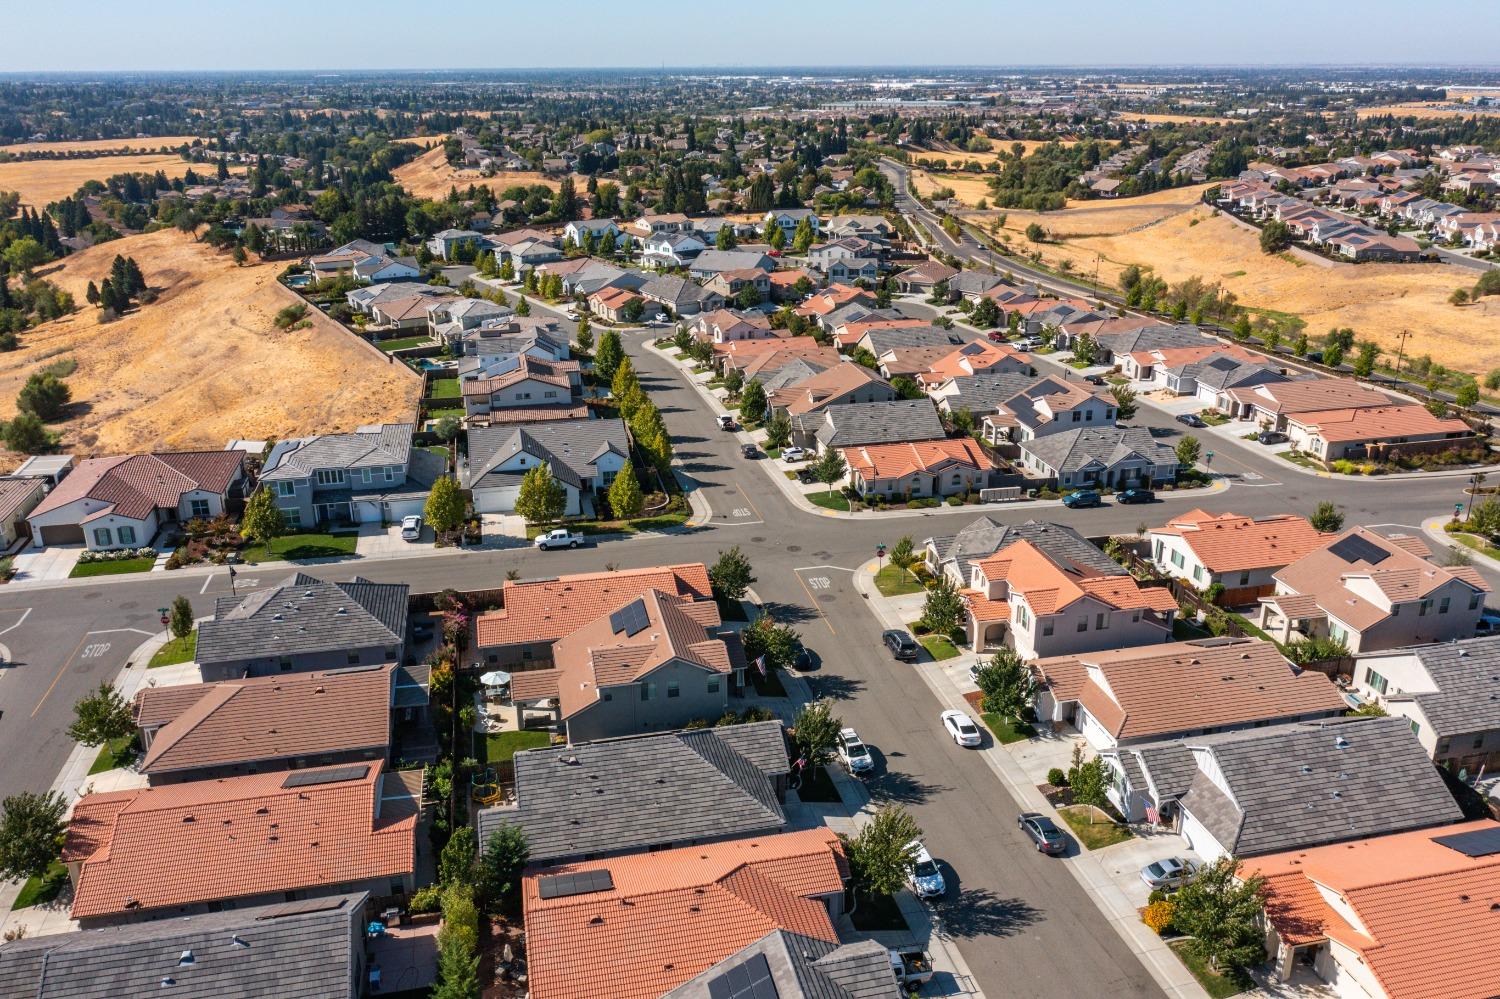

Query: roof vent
[[588, 915, 604, 925], [1331, 790, 1343, 800], [1334, 736, 1350, 749], [272, 614, 283, 622], [1461, 894, 1471, 902], [1300, 765, 1313, 775], [181, 815, 195, 823], [178, 950, 195, 967], [559, 755, 580, 766], [335, 607, 347, 615], [255, 806, 269, 815], [161, 978, 175, 988], [230, 935, 249, 949]]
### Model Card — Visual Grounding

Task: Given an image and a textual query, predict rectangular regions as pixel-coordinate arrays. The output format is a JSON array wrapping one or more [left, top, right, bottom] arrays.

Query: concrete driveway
[[10, 545, 83, 583], [356, 522, 430, 557]]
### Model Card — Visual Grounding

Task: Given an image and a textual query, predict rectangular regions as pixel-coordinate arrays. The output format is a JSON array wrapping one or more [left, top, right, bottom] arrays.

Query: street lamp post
[[1467, 472, 1488, 520]]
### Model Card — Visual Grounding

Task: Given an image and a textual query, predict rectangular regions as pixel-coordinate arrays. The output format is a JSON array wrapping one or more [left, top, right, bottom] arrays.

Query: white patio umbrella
[[480, 669, 512, 689]]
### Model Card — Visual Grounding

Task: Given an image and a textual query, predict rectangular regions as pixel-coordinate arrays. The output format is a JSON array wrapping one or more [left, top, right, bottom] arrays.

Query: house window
[[383, 647, 398, 660], [117, 526, 136, 545], [1420, 599, 1432, 617], [1153, 540, 1164, 561], [1475, 735, 1486, 750], [279, 657, 293, 672], [1072, 411, 1081, 422], [1076, 618, 1088, 632], [285, 509, 301, 528], [1192, 565, 1203, 583], [545, 390, 557, 399], [641, 683, 655, 702], [1170, 550, 1185, 569], [92, 528, 112, 547], [1410, 719, 1421, 736], [275, 481, 296, 497], [315, 469, 345, 486], [707, 678, 720, 694], [1042, 621, 1054, 637], [1441, 597, 1451, 614], [1239, 572, 1250, 586], [1365, 668, 1389, 695], [1472, 593, 1483, 610], [1096, 612, 1108, 630], [190, 499, 212, 519], [667, 681, 680, 699], [1132, 611, 1141, 623]]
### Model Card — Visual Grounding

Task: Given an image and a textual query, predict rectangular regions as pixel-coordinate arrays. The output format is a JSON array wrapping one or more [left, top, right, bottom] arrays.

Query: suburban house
[[1248, 819, 1500, 998], [640, 231, 707, 268], [1053, 321, 1206, 365], [194, 573, 409, 683], [877, 344, 958, 380], [260, 424, 440, 529], [588, 286, 647, 323], [824, 214, 893, 242], [766, 363, 896, 420], [522, 828, 847, 999], [308, 240, 419, 284], [795, 285, 876, 325], [981, 377, 1118, 445], [426, 297, 512, 341], [663, 934, 899, 999], [347, 282, 451, 319], [475, 722, 789, 865], [562, 218, 620, 246], [460, 354, 583, 422], [1258, 528, 1489, 653], [1149, 510, 1327, 604], [1018, 427, 1179, 490], [623, 212, 694, 240], [639, 274, 723, 316], [132, 664, 397, 785], [704, 267, 772, 302], [959, 538, 1178, 657], [1033, 638, 1345, 751], [894, 259, 959, 295], [762, 207, 821, 237], [925, 516, 1124, 585], [425, 228, 483, 261], [0, 477, 44, 548], [692, 308, 773, 344], [807, 236, 883, 269], [1351, 636, 1500, 774], [1226, 378, 1395, 431], [0, 892, 371, 997], [843, 439, 993, 500], [369, 292, 444, 331], [824, 257, 880, 284], [915, 340, 1032, 391], [1284, 404, 1476, 462], [27, 451, 246, 550], [791, 398, 948, 453], [506, 588, 745, 743], [462, 418, 630, 517], [1102, 717, 1462, 863], [927, 371, 1040, 420], [62, 762, 420, 926], [473, 563, 713, 669], [688, 249, 775, 279]]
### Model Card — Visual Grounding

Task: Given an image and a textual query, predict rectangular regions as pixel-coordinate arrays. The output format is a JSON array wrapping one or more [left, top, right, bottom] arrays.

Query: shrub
[[945, 496, 963, 506], [408, 883, 443, 914], [1046, 767, 1068, 787], [1142, 899, 1177, 935]]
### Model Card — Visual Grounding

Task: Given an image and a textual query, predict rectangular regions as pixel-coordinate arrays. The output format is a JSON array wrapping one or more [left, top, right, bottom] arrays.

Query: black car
[[882, 629, 920, 661], [1083, 374, 1107, 386], [797, 467, 818, 484], [741, 443, 761, 459], [1175, 413, 1206, 428], [1018, 812, 1068, 855], [1257, 430, 1289, 445], [1114, 488, 1155, 504]]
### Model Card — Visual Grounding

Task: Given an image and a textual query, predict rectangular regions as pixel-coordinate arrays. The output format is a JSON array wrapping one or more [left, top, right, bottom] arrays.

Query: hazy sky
[[6, 0, 1500, 72]]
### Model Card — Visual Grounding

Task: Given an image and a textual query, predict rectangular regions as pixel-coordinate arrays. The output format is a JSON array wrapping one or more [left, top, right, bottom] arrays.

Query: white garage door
[[1179, 808, 1226, 864], [353, 499, 384, 524], [384, 498, 427, 519], [473, 487, 519, 514]]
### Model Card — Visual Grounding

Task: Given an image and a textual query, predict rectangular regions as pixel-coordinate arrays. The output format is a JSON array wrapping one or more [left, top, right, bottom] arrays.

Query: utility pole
[[1393, 329, 1413, 379]]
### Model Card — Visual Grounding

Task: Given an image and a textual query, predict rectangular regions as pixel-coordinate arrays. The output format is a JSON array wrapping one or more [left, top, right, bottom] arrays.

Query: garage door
[[1179, 809, 1225, 864], [473, 487, 519, 514], [385, 498, 427, 519], [40, 524, 84, 545]]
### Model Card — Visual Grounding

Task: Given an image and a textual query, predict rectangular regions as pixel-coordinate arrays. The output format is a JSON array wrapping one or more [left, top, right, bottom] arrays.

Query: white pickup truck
[[534, 529, 585, 550]]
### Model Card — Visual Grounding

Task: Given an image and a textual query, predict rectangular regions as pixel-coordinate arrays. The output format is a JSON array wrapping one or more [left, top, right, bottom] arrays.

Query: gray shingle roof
[[926, 517, 1126, 580], [465, 418, 630, 492], [1019, 427, 1177, 475], [0, 892, 366, 999], [1377, 636, 1500, 739], [663, 931, 900, 999], [810, 399, 946, 449], [195, 573, 408, 667], [690, 249, 774, 273], [859, 326, 960, 355], [935, 371, 1039, 415], [476, 722, 788, 863], [260, 424, 412, 482], [1097, 324, 1211, 356], [1179, 717, 1463, 856]]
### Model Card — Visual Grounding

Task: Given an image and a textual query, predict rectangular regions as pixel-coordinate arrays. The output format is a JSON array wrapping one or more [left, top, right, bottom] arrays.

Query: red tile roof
[[975, 540, 1176, 617], [474, 564, 712, 648], [843, 438, 990, 480], [523, 828, 846, 999], [31, 451, 244, 521], [1287, 404, 1472, 443], [1151, 510, 1326, 574], [64, 761, 416, 920]]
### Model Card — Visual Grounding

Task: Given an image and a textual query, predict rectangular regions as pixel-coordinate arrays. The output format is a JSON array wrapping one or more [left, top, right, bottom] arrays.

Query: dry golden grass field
[[0, 230, 420, 465], [970, 183, 1218, 238], [969, 199, 1500, 374], [1355, 102, 1500, 120], [393, 145, 584, 200], [0, 153, 241, 208], [909, 168, 997, 206], [0, 135, 202, 155], [1114, 112, 1236, 126]]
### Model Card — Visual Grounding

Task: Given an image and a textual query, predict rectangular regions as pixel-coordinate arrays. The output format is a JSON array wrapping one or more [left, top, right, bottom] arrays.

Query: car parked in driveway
[[1114, 488, 1155, 504], [1257, 430, 1289, 445], [400, 514, 423, 541], [1061, 489, 1102, 509], [837, 727, 874, 774], [882, 629, 920, 661], [940, 709, 982, 747], [1175, 413, 1205, 428], [781, 446, 810, 463], [1140, 857, 1199, 889], [906, 841, 946, 899], [1018, 812, 1068, 855]]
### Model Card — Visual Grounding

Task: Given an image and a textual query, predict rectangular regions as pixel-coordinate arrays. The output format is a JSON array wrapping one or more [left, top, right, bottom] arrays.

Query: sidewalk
[[852, 561, 1211, 999]]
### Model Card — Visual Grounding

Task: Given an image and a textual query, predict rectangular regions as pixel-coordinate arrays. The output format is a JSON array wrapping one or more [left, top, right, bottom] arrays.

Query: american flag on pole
[[754, 655, 767, 678], [794, 757, 807, 771], [1145, 805, 1160, 826]]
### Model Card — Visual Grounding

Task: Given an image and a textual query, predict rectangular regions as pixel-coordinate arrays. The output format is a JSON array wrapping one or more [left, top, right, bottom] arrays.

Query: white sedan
[[940, 709, 982, 748]]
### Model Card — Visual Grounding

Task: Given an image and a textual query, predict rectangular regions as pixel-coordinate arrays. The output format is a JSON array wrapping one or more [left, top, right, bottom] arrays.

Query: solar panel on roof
[[608, 598, 650, 637], [706, 953, 779, 999], [1327, 534, 1390, 566], [535, 869, 615, 900], [1433, 826, 1500, 858], [281, 765, 370, 789]]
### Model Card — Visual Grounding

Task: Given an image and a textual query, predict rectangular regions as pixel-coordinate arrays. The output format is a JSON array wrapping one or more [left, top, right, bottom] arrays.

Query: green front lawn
[[522, 509, 691, 540], [424, 406, 466, 421], [874, 565, 924, 597], [1200, 411, 1231, 426], [807, 491, 850, 512], [88, 734, 137, 775], [377, 335, 432, 352], [12, 861, 67, 910], [428, 377, 461, 399], [70, 556, 156, 578], [1277, 450, 1323, 471], [483, 730, 551, 765], [764, 447, 782, 460], [1450, 531, 1500, 561], [149, 631, 197, 668], [981, 712, 1037, 745], [241, 531, 359, 563], [919, 633, 960, 661], [1057, 805, 1134, 850], [1169, 941, 1254, 999]]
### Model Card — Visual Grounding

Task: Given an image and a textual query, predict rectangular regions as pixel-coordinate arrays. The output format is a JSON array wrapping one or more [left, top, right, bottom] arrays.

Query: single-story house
[[463, 419, 630, 516], [1148, 510, 1326, 603], [1351, 636, 1500, 773], [843, 438, 993, 499], [1285, 404, 1476, 462], [791, 398, 948, 453], [894, 260, 959, 295], [1225, 378, 1396, 432], [1017, 427, 1178, 490], [0, 476, 46, 548]]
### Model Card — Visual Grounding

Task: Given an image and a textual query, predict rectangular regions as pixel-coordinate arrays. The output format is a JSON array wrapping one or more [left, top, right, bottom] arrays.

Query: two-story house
[[460, 354, 583, 422], [463, 419, 630, 516], [1149, 510, 1326, 604], [982, 377, 1118, 445], [763, 208, 820, 238], [640, 231, 707, 268], [259, 424, 441, 528]]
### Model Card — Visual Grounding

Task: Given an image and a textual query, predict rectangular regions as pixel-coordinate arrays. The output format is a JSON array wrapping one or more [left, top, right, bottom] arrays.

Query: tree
[[0, 790, 66, 882], [1232, 314, 1252, 341], [1457, 380, 1481, 408], [766, 221, 786, 250], [972, 647, 1036, 720], [575, 314, 593, 354], [1, 413, 51, 455], [1024, 222, 1046, 242], [715, 225, 738, 250], [425, 475, 467, 535], [67, 681, 134, 747], [476, 822, 530, 916], [432, 885, 481, 999], [607, 463, 644, 518], [723, 367, 744, 398], [710, 545, 756, 602], [738, 378, 767, 424], [595, 329, 624, 383], [764, 411, 792, 449], [434, 415, 461, 442], [887, 535, 916, 581], [18, 373, 70, 422], [1172, 857, 1267, 972], [1110, 384, 1137, 420], [515, 464, 566, 525], [1310, 500, 1344, 534], [1072, 331, 1098, 366], [437, 825, 476, 887], [499, 257, 515, 282], [1353, 341, 1381, 378], [971, 296, 1000, 327], [920, 574, 964, 637], [515, 295, 531, 317], [169, 594, 193, 639], [1426, 397, 1450, 419], [792, 217, 815, 254], [813, 447, 846, 496], [741, 613, 801, 672], [1070, 755, 1110, 818], [2, 237, 47, 277], [1259, 220, 1292, 254], [240, 488, 286, 552], [791, 699, 841, 767], [1175, 434, 1201, 468], [610, 356, 639, 401], [846, 804, 922, 899]]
